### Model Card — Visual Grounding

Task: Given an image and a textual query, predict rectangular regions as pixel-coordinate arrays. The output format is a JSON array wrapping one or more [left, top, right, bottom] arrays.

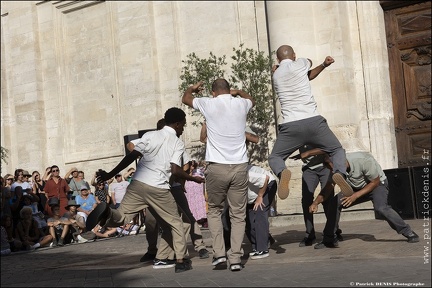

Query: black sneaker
[[336, 229, 343, 241], [140, 252, 156, 263], [86, 202, 110, 231], [211, 256, 227, 266], [198, 248, 209, 259], [314, 240, 339, 249], [152, 258, 175, 269], [175, 259, 192, 273], [250, 251, 269, 260], [404, 231, 419, 243], [299, 236, 316, 247], [248, 249, 257, 256]]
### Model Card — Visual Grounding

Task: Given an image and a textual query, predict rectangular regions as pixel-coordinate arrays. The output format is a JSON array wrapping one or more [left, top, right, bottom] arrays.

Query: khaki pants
[[104, 180, 189, 260], [205, 162, 248, 264]]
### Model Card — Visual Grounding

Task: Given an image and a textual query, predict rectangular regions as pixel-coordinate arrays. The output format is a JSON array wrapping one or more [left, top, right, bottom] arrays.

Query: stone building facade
[[1, 1, 402, 214]]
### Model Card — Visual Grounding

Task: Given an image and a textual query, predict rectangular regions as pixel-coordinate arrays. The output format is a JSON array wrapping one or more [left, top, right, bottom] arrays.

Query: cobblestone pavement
[[1, 218, 431, 287]]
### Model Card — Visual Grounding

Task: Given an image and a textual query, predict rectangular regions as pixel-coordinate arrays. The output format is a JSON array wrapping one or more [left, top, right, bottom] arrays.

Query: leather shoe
[[314, 240, 339, 249], [299, 236, 316, 247], [404, 231, 419, 243]]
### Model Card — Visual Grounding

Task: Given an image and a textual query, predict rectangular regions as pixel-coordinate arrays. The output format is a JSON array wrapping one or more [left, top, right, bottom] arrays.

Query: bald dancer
[[268, 45, 353, 200]]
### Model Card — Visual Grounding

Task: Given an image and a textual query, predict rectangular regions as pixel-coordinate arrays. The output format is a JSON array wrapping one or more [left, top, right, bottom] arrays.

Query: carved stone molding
[[36, 0, 105, 13]]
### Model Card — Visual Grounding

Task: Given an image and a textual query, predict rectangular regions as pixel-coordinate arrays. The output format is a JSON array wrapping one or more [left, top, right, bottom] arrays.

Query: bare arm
[[245, 132, 259, 144], [182, 81, 204, 108], [42, 167, 51, 181], [253, 175, 269, 211], [340, 176, 380, 208], [64, 167, 76, 180], [308, 56, 334, 80], [171, 163, 205, 184], [230, 89, 255, 107], [200, 122, 207, 143], [309, 180, 335, 213]]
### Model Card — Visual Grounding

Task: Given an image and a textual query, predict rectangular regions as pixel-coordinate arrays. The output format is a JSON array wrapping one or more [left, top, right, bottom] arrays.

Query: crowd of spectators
[[0, 166, 138, 256], [1, 162, 209, 257]]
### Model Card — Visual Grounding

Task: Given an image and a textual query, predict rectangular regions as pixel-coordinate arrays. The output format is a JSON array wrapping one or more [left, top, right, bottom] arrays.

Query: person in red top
[[44, 165, 69, 217]]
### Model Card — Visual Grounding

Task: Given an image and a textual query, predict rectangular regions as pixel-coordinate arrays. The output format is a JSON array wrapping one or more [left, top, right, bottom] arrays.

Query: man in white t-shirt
[[182, 78, 255, 272], [89, 107, 204, 273], [268, 45, 353, 201], [109, 174, 129, 209]]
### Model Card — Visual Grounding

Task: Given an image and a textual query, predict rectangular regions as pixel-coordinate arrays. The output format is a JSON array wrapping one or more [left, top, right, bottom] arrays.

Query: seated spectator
[[75, 186, 97, 222], [63, 199, 86, 239], [1, 214, 22, 252], [21, 194, 47, 232], [47, 204, 73, 247], [16, 206, 52, 250]]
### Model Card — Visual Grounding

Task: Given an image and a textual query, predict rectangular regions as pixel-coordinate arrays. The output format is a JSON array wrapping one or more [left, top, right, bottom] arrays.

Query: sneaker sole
[[212, 257, 227, 266], [152, 264, 175, 269], [278, 169, 291, 200], [332, 173, 354, 197], [229, 263, 243, 271], [250, 253, 269, 260]]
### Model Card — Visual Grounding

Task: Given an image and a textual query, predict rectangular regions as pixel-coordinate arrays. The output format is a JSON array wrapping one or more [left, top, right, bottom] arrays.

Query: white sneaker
[[250, 251, 269, 260], [77, 235, 89, 243]]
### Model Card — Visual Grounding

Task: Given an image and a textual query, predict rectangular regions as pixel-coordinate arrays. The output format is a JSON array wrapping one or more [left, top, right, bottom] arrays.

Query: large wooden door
[[381, 1, 431, 168]]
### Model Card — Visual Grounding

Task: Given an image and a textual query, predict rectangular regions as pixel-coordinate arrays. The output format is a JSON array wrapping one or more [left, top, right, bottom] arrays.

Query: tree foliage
[[178, 44, 276, 164]]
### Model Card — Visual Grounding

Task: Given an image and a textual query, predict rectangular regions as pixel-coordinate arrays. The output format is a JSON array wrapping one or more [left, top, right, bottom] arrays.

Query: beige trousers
[[205, 162, 248, 264], [105, 180, 189, 260]]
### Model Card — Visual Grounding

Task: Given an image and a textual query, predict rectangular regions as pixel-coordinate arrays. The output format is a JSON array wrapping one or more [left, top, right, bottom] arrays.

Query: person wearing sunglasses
[[44, 166, 69, 217], [3, 174, 14, 189]]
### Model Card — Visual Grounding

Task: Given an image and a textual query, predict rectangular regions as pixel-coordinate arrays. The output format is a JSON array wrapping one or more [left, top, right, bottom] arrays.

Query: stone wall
[[1, 1, 397, 215]]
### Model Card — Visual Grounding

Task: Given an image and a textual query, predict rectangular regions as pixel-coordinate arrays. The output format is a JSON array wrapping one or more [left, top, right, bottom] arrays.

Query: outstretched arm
[[308, 56, 334, 80], [96, 150, 142, 183]]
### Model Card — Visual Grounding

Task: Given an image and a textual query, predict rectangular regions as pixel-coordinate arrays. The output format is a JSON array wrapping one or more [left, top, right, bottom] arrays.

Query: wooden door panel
[[382, 1, 431, 168]]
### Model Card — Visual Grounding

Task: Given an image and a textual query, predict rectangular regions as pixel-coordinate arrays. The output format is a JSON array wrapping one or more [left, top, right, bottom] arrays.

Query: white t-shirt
[[193, 94, 252, 164], [247, 165, 276, 204], [273, 58, 319, 123], [133, 126, 185, 189], [10, 181, 32, 194], [109, 181, 129, 204]]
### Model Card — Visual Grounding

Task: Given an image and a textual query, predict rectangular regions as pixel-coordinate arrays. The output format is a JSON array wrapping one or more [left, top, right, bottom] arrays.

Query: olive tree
[[179, 44, 276, 164]]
